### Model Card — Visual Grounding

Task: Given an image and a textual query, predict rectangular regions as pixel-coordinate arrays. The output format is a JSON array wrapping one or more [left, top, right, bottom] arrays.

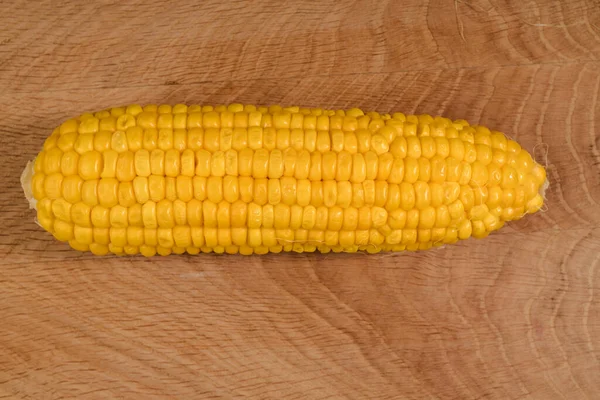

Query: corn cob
[[22, 103, 548, 256]]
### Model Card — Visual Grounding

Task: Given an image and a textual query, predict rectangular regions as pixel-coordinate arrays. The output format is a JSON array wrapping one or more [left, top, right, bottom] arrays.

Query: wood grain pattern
[[1, 0, 599, 398]]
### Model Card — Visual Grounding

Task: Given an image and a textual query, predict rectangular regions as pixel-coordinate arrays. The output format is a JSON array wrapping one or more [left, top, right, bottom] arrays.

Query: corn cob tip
[[540, 177, 549, 199], [21, 159, 37, 210]]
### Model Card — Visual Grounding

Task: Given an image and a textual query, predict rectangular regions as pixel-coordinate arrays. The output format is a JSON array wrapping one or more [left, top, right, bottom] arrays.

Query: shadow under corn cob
[[22, 104, 548, 256]]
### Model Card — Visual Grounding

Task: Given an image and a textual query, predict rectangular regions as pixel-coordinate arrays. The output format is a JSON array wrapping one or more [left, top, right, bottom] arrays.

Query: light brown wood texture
[[1, 0, 600, 398]]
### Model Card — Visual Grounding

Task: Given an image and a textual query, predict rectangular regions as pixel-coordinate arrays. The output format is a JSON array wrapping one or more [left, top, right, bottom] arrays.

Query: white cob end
[[21, 159, 37, 211]]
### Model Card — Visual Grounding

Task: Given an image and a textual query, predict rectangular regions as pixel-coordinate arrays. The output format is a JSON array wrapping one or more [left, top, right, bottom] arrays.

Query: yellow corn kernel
[[43, 133, 59, 151], [276, 129, 291, 151], [218, 202, 232, 228], [475, 144, 493, 165], [59, 119, 79, 135], [157, 113, 173, 130], [414, 181, 430, 209], [470, 161, 488, 188], [203, 111, 220, 129], [334, 151, 351, 181], [100, 149, 118, 178], [298, 206, 313, 230], [187, 111, 202, 127], [125, 226, 144, 247], [401, 158, 418, 183], [71, 202, 91, 227], [459, 185, 475, 211], [342, 132, 357, 154], [142, 201, 157, 228], [157, 128, 174, 150], [142, 128, 158, 150], [356, 130, 371, 154], [305, 152, 320, 181], [265, 149, 282, 179], [91, 205, 110, 228], [249, 148, 267, 178], [373, 181, 387, 207], [175, 150, 193, 178], [118, 182, 136, 207], [399, 182, 415, 210], [526, 194, 544, 214], [444, 182, 461, 205], [448, 199, 465, 220], [51, 198, 71, 222], [44, 173, 63, 199], [371, 134, 390, 156], [144, 150, 163, 177], [323, 180, 337, 207], [246, 202, 262, 229], [336, 181, 351, 208], [210, 151, 225, 177], [137, 112, 157, 129], [207, 176, 223, 203], [457, 220, 472, 239], [471, 220, 488, 238], [148, 175, 167, 202], [311, 182, 324, 208], [109, 205, 128, 228], [126, 127, 143, 152], [128, 204, 143, 226], [132, 149, 150, 177], [116, 151, 135, 182], [97, 113, 117, 131], [448, 137, 465, 161], [34, 152, 47, 174], [62, 175, 83, 203], [115, 114, 135, 131], [291, 179, 309, 207], [73, 225, 93, 245], [32, 173, 46, 200], [173, 175, 192, 203], [429, 183, 444, 207], [108, 130, 127, 153], [502, 165, 518, 188], [203, 201, 218, 228], [267, 179, 280, 205], [57, 132, 77, 152], [277, 176, 294, 206], [229, 201, 246, 228], [130, 176, 149, 203], [53, 219, 74, 241], [506, 140, 521, 154], [156, 200, 175, 228], [314, 206, 328, 231], [192, 176, 207, 200], [80, 179, 98, 206], [44, 147, 63, 174], [292, 149, 308, 180], [60, 150, 79, 176], [531, 163, 546, 185], [458, 162, 472, 185], [79, 150, 103, 180], [430, 155, 446, 183], [418, 157, 431, 182], [173, 200, 187, 226], [110, 227, 128, 247], [97, 178, 119, 208], [164, 149, 180, 178]]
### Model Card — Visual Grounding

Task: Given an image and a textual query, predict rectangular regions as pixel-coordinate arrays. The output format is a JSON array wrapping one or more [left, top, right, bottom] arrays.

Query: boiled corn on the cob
[[22, 104, 548, 256]]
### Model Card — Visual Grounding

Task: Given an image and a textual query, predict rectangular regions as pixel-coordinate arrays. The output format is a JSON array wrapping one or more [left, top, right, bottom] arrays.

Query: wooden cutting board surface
[[1, 1, 599, 398]]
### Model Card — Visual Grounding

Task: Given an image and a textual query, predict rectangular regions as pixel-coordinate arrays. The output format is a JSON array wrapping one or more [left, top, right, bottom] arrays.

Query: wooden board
[[1, 0, 599, 398]]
